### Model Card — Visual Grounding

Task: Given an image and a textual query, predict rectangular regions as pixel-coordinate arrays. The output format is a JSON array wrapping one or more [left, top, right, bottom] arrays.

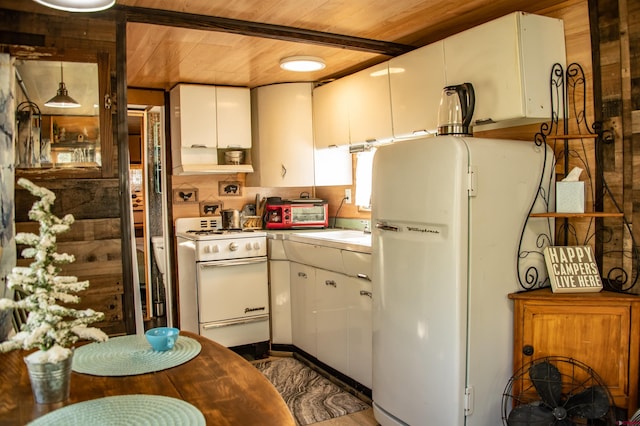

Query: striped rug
[[254, 357, 370, 425]]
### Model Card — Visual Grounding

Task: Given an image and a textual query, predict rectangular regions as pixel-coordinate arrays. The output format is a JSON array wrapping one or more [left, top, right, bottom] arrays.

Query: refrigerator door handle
[[375, 223, 398, 232]]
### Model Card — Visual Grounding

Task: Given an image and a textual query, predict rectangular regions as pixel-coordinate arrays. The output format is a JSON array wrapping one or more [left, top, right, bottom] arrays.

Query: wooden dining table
[[0, 331, 295, 425]]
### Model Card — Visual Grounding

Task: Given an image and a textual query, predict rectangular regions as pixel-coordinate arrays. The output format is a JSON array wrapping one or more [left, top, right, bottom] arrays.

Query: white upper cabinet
[[170, 84, 252, 174], [171, 84, 217, 149], [313, 78, 351, 149], [389, 41, 446, 138], [247, 83, 315, 188], [344, 62, 393, 145], [313, 79, 353, 186], [443, 11, 566, 130], [170, 84, 218, 174], [216, 86, 251, 149]]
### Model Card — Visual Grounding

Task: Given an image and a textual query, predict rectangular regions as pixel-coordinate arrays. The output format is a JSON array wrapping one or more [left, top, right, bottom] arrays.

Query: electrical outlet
[[345, 189, 352, 204]]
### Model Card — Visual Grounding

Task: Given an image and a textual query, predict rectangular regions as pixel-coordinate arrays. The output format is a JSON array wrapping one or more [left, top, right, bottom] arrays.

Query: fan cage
[[502, 356, 617, 425]]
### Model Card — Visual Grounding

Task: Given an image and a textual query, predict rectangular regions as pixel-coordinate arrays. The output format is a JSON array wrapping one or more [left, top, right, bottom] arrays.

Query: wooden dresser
[[509, 288, 640, 415]]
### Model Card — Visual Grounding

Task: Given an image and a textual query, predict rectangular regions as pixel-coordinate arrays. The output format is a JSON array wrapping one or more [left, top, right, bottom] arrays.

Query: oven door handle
[[199, 256, 267, 268], [202, 314, 269, 330]]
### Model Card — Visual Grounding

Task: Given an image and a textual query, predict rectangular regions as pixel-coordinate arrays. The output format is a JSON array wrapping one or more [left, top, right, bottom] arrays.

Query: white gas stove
[[175, 217, 269, 355], [175, 217, 267, 262]]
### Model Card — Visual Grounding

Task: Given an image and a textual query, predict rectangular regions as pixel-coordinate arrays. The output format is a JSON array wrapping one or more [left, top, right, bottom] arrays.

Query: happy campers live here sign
[[543, 246, 603, 293]]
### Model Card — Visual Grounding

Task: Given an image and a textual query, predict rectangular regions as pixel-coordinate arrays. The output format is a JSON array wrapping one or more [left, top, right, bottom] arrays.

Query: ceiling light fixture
[[44, 63, 81, 108], [280, 56, 326, 72], [32, 0, 115, 12]]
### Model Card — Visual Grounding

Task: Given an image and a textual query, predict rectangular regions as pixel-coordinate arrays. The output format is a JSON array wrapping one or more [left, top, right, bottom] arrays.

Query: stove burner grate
[[185, 228, 254, 235]]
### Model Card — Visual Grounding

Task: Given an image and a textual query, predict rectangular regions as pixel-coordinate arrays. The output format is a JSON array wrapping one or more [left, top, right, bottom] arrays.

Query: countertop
[[267, 229, 372, 253]]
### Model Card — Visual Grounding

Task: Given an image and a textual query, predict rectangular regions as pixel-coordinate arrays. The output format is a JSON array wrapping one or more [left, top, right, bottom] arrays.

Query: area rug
[[254, 357, 370, 425]]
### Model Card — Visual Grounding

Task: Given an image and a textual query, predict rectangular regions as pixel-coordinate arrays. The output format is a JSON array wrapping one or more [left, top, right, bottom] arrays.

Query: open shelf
[[545, 134, 598, 140]]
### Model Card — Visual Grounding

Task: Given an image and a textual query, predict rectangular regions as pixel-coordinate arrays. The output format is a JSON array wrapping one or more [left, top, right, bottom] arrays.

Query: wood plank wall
[[594, 0, 639, 292], [14, 180, 125, 335]]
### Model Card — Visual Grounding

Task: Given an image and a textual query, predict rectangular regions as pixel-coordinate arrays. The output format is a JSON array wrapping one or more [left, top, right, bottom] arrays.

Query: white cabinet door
[[313, 78, 351, 148], [170, 84, 218, 173], [315, 268, 349, 376], [269, 259, 291, 345], [313, 145, 352, 186], [312, 79, 353, 186], [389, 41, 446, 138], [344, 62, 393, 145], [290, 262, 316, 356], [347, 275, 372, 388], [172, 84, 217, 148], [443, 12, 565, 128], [248, 83, 315, 187], [216, 86, 251, 149]]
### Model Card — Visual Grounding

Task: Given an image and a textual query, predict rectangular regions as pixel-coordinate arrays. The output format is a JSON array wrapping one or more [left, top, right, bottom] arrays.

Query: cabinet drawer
[[283, 241, 344, 273], [342, 250, 372, 280]]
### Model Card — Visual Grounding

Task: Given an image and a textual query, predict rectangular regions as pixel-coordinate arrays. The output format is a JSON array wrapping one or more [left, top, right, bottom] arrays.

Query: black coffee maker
[[437, 82, 475, 136]]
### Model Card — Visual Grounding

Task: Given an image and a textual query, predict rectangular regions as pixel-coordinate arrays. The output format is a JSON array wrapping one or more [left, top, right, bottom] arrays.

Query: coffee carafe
[[437, 82, 475, 136]]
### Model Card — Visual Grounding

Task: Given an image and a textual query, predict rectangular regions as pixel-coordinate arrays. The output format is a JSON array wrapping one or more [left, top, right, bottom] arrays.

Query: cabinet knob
[[522, 345, 534, 356]]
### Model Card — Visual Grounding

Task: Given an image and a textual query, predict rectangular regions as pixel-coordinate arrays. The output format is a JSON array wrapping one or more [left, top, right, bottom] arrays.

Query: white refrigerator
[[371, 135, 553, 425]]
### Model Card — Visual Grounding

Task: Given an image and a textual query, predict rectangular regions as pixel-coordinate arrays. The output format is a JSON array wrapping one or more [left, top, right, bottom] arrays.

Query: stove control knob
[[252, 242, 261, 250], [229, 242, 239, 251], [204, 244, 219, 254], [246, 242, 253, 250]]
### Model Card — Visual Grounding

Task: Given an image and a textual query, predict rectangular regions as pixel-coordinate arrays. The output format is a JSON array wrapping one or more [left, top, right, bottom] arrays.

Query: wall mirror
[[14, 60, 101, 168]]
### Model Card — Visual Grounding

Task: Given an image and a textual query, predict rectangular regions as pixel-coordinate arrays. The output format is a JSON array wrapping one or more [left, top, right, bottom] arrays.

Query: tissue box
[[556, 181, 585, 213]]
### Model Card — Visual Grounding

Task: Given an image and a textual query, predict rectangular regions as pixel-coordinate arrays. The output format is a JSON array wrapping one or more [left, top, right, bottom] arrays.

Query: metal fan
[[502, 356, 615, 425]]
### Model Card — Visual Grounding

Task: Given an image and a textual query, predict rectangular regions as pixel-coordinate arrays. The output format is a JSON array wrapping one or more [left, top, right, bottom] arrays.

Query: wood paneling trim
[[16, 218, 120, 241], [99, 51, 114, 178], [14, 179, 120, 222], [117, 12, 136, 335], [120, 5, 415, 56]]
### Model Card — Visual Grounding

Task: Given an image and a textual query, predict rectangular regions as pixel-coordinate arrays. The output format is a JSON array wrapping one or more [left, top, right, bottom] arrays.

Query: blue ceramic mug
[[145, 327, 180, 351]]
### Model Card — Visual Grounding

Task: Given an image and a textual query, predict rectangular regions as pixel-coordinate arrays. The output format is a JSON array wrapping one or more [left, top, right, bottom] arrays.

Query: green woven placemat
[[27, 394, 205, 425], [72, 335, 201, 376]]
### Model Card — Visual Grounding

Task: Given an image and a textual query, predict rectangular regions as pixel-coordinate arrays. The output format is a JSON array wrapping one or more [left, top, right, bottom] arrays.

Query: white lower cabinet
[[347, 275, 372, 389], [289, 250, 372, 389], [290, 262, 317, 357], [269, 259, 292, 345], [315, 269, 349, 375]]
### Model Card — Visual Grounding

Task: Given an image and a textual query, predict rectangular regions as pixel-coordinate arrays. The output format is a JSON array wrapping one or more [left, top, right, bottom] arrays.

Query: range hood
[[173, 163, 254, 175]]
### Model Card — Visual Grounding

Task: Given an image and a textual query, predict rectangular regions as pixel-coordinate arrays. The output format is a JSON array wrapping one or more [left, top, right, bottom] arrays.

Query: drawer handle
[[298, 272, 307, 278], [190, 144, 208, 148], [325, 280, 337, 287], [357, 273, 371, 281], [360, 290, 372, 298]]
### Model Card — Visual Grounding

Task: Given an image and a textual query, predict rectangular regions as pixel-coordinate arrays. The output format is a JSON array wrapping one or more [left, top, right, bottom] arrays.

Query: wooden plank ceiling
[[119, 0, 570, 90]]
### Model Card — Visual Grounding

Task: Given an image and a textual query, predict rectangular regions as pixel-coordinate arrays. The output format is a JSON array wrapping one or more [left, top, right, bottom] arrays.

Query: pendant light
[[44, 63, 81, 108], [32, 0, 115, 12]]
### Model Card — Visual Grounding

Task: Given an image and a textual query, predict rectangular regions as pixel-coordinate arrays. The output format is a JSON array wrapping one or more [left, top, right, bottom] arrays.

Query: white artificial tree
[[0, 178, 107, 363]]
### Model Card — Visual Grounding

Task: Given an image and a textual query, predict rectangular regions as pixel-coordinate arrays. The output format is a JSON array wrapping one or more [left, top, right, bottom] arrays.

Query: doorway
[[127, 107, 171, 329]]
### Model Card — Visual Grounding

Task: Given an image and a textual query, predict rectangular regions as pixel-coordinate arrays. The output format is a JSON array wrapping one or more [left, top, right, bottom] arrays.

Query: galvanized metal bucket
[[24, 352, 73, 404]]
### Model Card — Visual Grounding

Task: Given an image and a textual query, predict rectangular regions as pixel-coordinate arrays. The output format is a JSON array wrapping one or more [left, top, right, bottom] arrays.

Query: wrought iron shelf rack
[[517, 62, 638, 293]]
